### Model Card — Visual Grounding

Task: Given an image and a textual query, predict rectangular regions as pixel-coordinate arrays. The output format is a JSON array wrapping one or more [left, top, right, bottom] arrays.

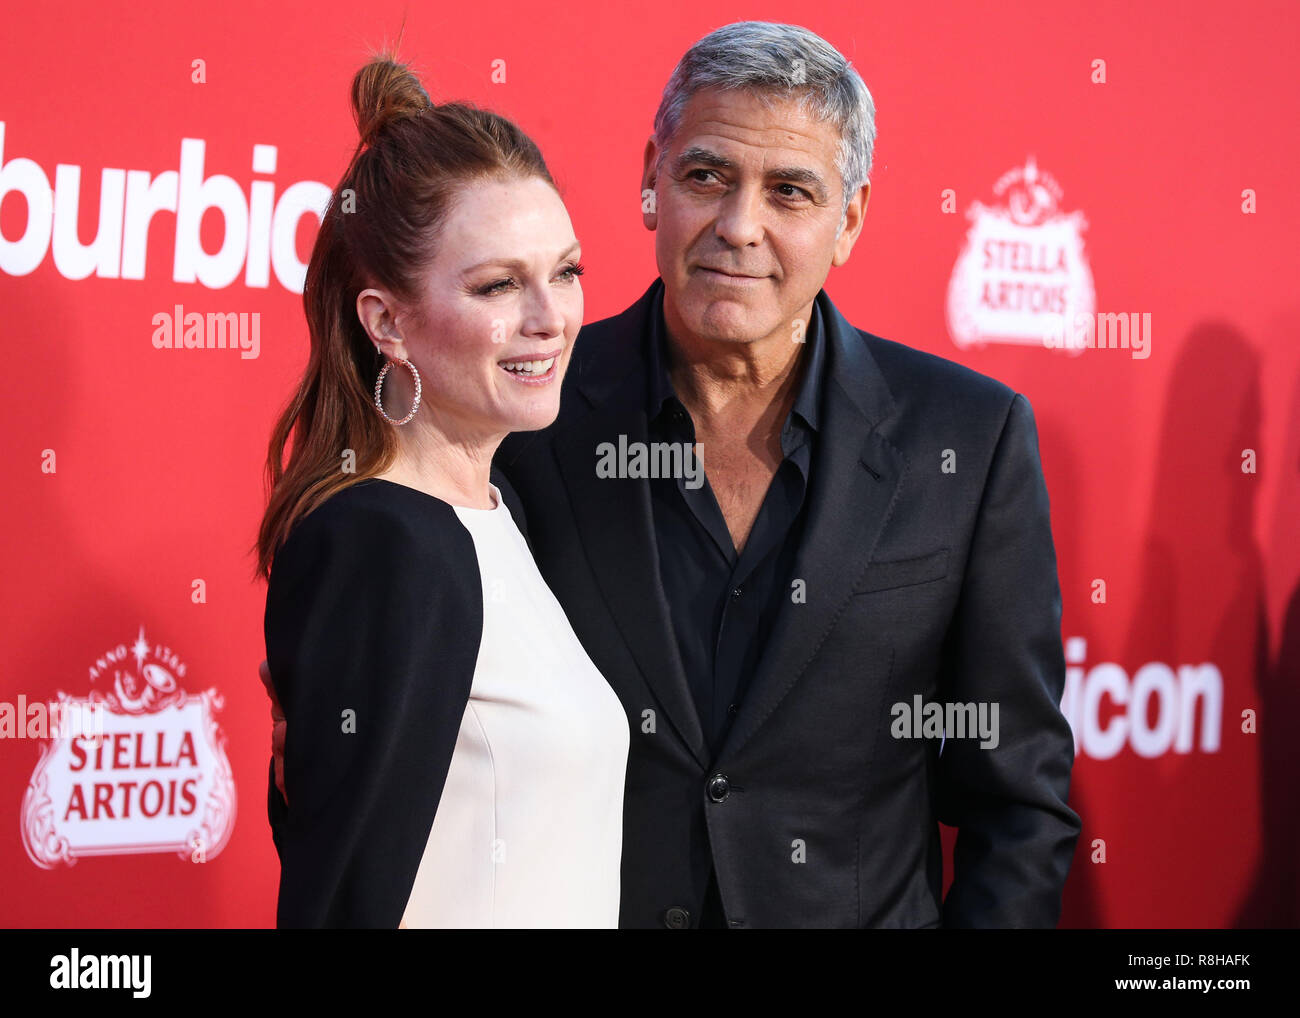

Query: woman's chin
[[500, 401, 561, 434]]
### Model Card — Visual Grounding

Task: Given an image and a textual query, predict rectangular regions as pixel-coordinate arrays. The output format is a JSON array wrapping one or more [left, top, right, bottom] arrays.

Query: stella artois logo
[[20, 626, 236, 868], [946, 156, 1095, 353]]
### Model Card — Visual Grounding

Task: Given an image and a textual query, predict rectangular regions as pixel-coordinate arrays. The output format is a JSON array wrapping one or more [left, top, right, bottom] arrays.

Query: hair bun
[[351, 55, 432, 148]]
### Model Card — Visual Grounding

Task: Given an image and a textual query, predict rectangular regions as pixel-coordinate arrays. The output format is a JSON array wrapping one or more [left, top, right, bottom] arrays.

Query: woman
[[255, 53, 628, 927]]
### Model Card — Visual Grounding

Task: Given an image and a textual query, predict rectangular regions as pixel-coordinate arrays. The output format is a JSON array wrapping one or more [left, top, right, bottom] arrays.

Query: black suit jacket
[[495, 278, 1081, 928]]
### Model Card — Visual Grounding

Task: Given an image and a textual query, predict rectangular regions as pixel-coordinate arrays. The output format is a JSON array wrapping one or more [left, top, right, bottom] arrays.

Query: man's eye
[[775, 184, 811, 200], [688, 169, 721, 184]]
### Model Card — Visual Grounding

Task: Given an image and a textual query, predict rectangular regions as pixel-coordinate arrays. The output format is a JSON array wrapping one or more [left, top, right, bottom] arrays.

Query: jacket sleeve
[[936, 392, 1082, 928], [264, 494, 482, 927]]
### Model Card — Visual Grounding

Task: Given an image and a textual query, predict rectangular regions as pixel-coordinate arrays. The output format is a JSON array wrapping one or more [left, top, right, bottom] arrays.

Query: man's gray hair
[[652, 22, 877, 221]]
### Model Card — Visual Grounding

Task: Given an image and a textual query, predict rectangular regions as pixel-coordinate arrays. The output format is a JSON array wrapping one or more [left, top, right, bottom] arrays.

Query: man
[[263, 21, 1081, 928]]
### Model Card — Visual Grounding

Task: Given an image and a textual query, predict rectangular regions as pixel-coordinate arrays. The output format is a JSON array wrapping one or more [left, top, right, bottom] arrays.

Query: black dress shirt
[[644, 295, 828, 758]]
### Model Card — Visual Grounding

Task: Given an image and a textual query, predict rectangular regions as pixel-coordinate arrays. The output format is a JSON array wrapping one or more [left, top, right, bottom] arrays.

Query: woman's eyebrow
[[463, 241, 582, 274]]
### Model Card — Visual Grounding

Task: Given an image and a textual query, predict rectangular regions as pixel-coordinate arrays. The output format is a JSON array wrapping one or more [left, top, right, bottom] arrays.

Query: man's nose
[[713, 184, 765, 248]]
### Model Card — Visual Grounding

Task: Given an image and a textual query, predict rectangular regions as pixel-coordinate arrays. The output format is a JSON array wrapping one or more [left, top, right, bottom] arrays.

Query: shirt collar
[[646, 288, 826, 433]]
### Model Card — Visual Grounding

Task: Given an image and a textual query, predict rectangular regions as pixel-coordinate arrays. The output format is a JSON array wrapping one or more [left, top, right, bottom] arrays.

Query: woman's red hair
[[254, 50, 556, 579]]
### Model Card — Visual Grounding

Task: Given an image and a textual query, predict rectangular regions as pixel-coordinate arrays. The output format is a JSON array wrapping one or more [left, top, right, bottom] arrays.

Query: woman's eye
[[558, 262, 585, 282], [478, 278, 515, 295]]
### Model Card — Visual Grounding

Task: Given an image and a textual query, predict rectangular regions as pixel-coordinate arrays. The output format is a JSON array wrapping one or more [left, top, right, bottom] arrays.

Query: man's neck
[[663, 303, 812, 432]]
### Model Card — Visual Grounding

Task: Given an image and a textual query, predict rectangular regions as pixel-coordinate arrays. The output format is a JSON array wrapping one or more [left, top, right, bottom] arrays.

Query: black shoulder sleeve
[[263, 486, 482, 927]]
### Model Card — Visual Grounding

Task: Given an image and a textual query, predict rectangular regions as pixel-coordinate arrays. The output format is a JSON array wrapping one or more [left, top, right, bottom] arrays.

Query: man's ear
[[832, 181, 871, 267], [356, 289, 410, 361], [640, 136, 660, 232]]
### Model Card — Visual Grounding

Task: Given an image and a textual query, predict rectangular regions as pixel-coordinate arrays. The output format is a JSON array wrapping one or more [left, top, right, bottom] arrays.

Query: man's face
[[642, 86, 868, 346]]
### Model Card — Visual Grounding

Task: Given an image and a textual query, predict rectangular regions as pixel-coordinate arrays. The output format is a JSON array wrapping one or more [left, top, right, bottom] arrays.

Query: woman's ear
[[356, 288, 410, 361]]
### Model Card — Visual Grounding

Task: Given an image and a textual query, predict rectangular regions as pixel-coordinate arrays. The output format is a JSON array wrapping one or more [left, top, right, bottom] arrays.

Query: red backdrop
[[2, 0, 1297, 928]]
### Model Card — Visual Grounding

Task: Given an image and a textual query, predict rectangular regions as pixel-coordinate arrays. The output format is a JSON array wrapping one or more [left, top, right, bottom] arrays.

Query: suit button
[[707, 774, 730, 802], [663, 906, 690, 929]]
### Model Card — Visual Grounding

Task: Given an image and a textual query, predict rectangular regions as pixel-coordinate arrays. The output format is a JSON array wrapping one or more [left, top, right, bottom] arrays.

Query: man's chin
[[686, 303, 780, 344]]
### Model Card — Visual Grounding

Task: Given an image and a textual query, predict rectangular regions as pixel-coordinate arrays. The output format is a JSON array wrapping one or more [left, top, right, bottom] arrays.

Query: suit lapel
[[553, 285, 711, 770], [717, 291, 905, 762]]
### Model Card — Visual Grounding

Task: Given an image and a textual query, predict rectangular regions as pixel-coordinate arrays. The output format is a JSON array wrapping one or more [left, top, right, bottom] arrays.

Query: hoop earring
[[374, 358, 422, 425]]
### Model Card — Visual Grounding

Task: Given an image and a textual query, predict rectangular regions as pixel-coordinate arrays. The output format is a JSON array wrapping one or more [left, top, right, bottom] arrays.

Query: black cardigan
[[264, 470, 527, 928]]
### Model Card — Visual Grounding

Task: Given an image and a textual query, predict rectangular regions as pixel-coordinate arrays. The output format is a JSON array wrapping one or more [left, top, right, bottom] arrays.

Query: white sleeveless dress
[[398, 484, 629, 927]]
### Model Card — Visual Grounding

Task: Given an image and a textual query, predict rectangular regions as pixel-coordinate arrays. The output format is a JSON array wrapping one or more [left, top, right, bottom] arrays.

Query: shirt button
[[728, 703, 739, 716], [731, 587, 743, 599]]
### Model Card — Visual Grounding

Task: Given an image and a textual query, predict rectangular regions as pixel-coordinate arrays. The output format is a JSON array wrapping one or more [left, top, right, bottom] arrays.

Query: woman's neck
[[377, 411, 502, 509]]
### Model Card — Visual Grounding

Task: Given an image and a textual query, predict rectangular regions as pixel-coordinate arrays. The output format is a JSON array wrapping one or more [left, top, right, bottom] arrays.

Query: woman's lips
[[498, 353, 559, 385]]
